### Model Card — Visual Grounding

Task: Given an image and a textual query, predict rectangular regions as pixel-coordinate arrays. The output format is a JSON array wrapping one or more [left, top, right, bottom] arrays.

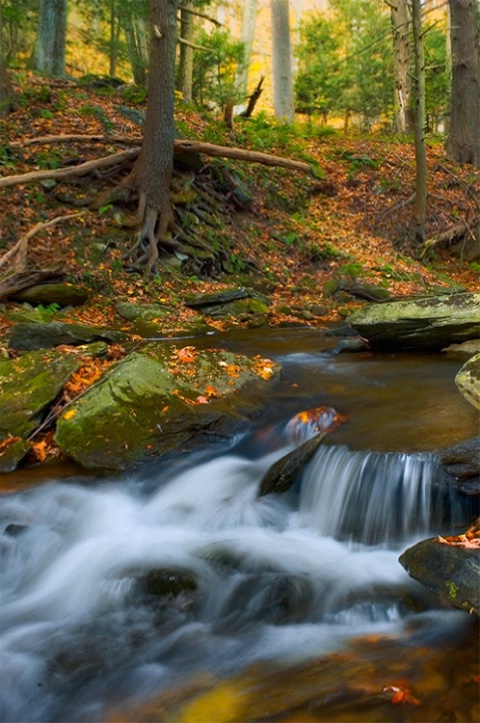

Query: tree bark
[[410, 0, 427, 243], [126, 0, 178, 271], [34, 0, 67, 77], [446, 0, 480, 167], [177, 3, 194, 102], [124, 10, 149, 86], [390, 0, 414, 134], [271, 0, 295, 121]]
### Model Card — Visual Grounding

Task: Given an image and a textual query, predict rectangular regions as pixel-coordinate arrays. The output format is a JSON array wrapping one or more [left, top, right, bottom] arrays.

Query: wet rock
[[443, 340, 480, 358], [347, 292, 480, 350], [259, 434, 326, 496], [184, 288, 270, 321], [9, 283, 88, 308], [9, 321, 125, 350], [399, 538, 480, 615], [0, 439, 30, 473], [145, 569, 197, 597], [438, 437, 480, 496], [455, 353, 480, 410], [55, 343, 281, 471]]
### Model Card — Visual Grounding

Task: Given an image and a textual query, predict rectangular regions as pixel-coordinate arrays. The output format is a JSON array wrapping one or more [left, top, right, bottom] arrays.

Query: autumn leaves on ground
[[0, 73, 479, 420]]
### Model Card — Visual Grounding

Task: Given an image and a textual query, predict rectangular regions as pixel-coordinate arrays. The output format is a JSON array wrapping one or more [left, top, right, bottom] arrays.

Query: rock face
[[455, 353, 480, 410], [55, 343, 280, 470], [347, 293, 480, 350], [399, 538, 480, 615], [438, 436, 480, 496]]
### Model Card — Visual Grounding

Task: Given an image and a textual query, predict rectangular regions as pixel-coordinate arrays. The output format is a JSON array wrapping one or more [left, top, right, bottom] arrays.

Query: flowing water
[[1, 329, 478, 722]]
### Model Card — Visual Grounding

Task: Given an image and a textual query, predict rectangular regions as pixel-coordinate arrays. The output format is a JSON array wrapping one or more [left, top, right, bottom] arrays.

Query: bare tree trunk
[[34, 0, 67, 77], [271, 0, 294, 121], [109, 0, 119, 77], [446, 0, 480, 167], [177, 3, 194, 102], [410, 0, 427, 243], [236, 0, 258, 101], [390, 0, 414, 134], [127, 0, 178, 272]]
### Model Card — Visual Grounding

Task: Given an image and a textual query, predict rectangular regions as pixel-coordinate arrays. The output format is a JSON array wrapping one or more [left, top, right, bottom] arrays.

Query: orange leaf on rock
[[177, 346, 197, 363]]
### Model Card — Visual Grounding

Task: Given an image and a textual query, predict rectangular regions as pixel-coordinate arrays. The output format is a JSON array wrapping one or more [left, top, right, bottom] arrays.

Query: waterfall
[[297, 444, 446, 545]]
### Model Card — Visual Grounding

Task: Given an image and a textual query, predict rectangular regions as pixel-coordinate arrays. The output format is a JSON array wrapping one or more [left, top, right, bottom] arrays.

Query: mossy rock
[[455, 353, 480, 410], [116, 302, 170, 322], [9, 283, 88, 308], [55, 343, 281, 471], [0, 348, 83, 440], [347, 293, 480, 350], [9, 321, 126, 351], [399, 537, 480, 615]]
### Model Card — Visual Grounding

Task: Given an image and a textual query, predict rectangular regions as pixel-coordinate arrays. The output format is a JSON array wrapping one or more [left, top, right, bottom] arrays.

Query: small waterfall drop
[[297, 444, 446, 544]]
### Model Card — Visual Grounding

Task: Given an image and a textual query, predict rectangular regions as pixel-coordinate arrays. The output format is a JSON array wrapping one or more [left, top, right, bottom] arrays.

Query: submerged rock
[[455, 353, 480, 410], [399, 537, 480, 615], [347, 292, 480, 350], [55, 343, 281, 471], [259, 435, 326, 496]]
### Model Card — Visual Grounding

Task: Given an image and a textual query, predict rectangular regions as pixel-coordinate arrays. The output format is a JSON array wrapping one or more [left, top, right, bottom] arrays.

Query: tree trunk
[[129, 0, 178, 271], [271, 0, 294, 121], [446, 0, 480, 167], [410, 0, 427, 243], [34, 0, 67, 77], [125, 13, 149, 86], [390, 0, 414, 134], [236, 0, 258, 101], [0, 39, 14, 117], [177, 3, 194, 102]]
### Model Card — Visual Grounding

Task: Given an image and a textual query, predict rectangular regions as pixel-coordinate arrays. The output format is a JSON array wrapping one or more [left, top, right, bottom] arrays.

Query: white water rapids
[[0, 430, 461, 722], [1, 336, 476, 722]]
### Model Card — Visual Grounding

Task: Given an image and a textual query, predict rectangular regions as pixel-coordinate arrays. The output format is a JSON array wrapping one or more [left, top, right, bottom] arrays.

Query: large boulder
[[347, 293, 480, 350], [399, 537, 480, 615], [455, 353, 480, 410], [55, 343, 280, 470]]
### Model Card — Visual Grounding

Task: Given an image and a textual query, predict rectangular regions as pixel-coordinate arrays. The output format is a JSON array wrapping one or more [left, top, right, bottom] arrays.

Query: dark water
[[0, 328, 478, 722]]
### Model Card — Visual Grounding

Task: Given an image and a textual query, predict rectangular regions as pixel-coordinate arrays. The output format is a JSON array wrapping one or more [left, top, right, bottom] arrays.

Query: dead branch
[[178, 37, 213, 52], [0, 140, 313, 190], [173, 140, 313, 174], [0, 148, 141, 189], [177, 5, 222, 25], [0, 212, 86, 273], [11, 134, 142, 148], [239, 77, 265, 119]]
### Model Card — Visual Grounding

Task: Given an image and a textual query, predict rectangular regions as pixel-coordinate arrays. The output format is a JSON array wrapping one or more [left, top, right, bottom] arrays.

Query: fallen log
[[0, 139, 315, 189]]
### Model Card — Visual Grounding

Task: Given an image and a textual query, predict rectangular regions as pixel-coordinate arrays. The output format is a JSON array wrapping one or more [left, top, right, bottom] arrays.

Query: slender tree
[[410, 0, 427, 243], [390, 0, 414, 133], [446, 0, 480, 166], [177, 2, 194, 101], [126, 0, 178, 271], [34, 0, 67, 76], [235, 0, 258, 101], [271, 0, 294, 121]]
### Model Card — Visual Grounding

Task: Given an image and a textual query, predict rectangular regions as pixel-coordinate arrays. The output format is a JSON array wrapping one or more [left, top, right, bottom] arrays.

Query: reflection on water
[[0, 328, 478, 722]]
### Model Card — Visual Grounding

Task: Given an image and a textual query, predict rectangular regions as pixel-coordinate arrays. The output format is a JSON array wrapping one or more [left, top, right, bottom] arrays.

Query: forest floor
[[1, 73, 479, 342]]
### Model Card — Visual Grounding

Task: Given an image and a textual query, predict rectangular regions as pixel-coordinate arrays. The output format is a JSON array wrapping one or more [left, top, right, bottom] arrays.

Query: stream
[[1, 328, 478, 722]]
